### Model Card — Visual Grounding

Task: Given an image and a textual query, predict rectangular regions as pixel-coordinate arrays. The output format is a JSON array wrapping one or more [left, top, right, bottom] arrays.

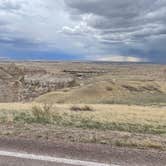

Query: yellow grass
[[0, 103, 166, 127], [0, 103, 35, 111], [35, 79, 166, 105], [0, 103, 166, 149], [56, 104, 166, 127]]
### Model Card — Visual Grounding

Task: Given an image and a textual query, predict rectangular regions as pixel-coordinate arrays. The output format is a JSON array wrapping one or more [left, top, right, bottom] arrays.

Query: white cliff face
[[22, 75, 76, 101], [0, 64, 76, 102]]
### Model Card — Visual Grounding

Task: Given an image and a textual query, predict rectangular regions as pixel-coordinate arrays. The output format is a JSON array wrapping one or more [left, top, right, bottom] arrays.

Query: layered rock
[[0, 64, 76, 102]]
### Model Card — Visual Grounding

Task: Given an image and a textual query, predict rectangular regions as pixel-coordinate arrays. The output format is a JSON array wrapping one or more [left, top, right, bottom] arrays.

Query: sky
[[0, 0, 166, 63]]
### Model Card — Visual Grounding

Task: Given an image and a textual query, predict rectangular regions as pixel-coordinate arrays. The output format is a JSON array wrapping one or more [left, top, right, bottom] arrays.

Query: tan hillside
[[35, 78, 166, 105]]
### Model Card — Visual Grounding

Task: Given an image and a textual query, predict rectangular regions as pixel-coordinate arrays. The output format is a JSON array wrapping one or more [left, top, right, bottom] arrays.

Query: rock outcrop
[[0, 63, 76, 102]]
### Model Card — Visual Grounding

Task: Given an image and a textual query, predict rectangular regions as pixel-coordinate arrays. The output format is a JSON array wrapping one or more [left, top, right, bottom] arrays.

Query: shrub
[[31, 104, 53, 123], [106, 86, 113, 91], [70, 105, 94, 112]]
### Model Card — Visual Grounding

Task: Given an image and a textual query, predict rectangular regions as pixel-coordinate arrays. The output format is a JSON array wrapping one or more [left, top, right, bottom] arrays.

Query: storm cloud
[[0, 0, 166, 62], [63, 0, 166, 62]]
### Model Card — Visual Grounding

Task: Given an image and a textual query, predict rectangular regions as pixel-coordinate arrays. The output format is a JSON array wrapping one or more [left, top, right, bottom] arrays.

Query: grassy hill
[[35, 78, 166, 105]]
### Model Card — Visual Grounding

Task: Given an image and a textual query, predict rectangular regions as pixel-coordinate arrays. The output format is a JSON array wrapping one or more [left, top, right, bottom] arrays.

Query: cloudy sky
[[0, 0, 166, 62]]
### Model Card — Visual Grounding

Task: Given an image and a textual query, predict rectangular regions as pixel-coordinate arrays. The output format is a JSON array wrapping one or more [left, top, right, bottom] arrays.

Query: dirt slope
[[35, 79, 166, 105]]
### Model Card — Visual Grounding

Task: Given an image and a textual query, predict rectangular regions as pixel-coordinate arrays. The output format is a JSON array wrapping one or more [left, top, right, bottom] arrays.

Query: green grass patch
[[12, 108, 166, 135]]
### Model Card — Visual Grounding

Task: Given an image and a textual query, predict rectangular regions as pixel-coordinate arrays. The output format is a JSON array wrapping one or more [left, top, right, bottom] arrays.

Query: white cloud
[[93, 55, 149, 62]]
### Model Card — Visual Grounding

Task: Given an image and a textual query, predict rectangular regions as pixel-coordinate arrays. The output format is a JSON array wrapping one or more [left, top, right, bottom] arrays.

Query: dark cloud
[[0, 0, 166, 62], [0, 35, 44, 49], [65, 0, 156, 28], [64, 0, 166, 62]]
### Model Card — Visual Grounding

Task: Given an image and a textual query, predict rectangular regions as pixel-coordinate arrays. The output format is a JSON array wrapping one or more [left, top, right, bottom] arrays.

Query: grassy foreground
[[0, 103, 166, 150]]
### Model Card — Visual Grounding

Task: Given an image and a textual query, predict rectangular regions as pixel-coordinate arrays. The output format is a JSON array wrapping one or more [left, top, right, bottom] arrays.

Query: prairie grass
[[0, 103, 165, 135], [35, 79, 166, 106], [0, 103, 166, 149]]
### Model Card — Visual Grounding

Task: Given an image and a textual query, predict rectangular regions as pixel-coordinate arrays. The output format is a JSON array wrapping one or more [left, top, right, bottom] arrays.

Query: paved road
[[0, 137, 165, 166], [0, 157, 110, 166], [0, 150, 112, 166], [0, 156, 72, 166]]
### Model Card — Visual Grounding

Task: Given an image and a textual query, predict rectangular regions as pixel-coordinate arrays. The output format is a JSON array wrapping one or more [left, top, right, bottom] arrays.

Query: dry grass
[[0, 103, 166, 150], [0, 103, 33, 110], [0, 103, 166, 125], [0, 103, 166, 133], [35, 79, 166, 105], [0, 123, 165, 150]]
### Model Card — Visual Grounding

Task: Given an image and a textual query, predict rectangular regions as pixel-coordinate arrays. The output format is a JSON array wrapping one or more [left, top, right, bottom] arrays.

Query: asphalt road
[[0, 150, 112, 166], [0, 156, 73, 166], [0, 137, 165, 166]]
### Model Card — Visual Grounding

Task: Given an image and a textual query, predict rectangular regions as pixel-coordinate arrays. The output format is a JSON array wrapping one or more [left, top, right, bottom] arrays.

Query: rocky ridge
[[0, 63, 76, 102]]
